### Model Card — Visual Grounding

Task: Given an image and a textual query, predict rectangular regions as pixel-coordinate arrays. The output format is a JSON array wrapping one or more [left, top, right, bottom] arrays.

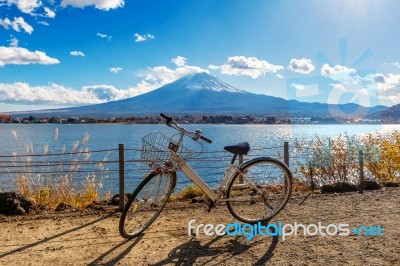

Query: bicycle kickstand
[[202, 195, 215, 212]]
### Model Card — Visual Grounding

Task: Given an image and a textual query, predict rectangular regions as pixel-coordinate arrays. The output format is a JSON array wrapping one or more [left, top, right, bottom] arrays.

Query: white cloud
[[43, 7, 56, 18], [290, 83, 319, 97], [288, 58, 315, 74], [0, 81, 156, 106], [70, 50, 85, 57], [331, 83, 347, 92], [1, 1, 56, 20], [8, 36, 19, 47], [311, 71, 399, 106], [358, 88, 369, 98], [82, 85, 125, 101], [327, 82, 372, 108], [37, 20, 49, 26], [109, 67, 122, 73], [321, 64, 356, 76], [383, 61, 400, 68], [392, 62, 400, 68], [372, 73, 400, 104], [138, 57, 209, 86], [82, 83, 154, 101], [0, 46, 59, 66], [208, 64, 219, 70], [134, 33, 155, 42], [97, 32, 112, 41], [61, 0, 124, 10], [276, 74, 284, 79], [5, 0, 41, 14], [209, 56, 284, 79], [0, 17, 34, 34], [0, 82, 98, 105], [171, 56, 186, 67], [141, 65, 209, 85], [320, 64, 358, 83], [290, 83, 306, 91]]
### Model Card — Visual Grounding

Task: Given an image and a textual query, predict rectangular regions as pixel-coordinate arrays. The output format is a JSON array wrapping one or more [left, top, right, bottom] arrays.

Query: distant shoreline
[[0, 114, 394, 125]]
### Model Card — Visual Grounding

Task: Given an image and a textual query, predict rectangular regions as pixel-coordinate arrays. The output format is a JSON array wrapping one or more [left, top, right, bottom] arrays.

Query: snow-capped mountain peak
[[175, 72, 245, 93]]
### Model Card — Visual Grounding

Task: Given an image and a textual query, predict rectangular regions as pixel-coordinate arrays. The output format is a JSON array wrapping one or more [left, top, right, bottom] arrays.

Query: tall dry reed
[[11, 128, 108, 209]]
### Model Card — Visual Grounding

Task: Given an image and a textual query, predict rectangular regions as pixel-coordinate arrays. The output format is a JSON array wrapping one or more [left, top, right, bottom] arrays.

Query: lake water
[[1, 123, 399, 194]]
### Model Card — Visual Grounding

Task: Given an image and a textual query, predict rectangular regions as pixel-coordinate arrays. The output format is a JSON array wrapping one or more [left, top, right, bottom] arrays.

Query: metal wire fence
[[0, 139, 394, 209]]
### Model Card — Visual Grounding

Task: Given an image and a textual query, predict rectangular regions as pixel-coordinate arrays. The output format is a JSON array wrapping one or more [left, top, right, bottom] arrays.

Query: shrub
[[295, 133, 360, 186], [361, 131, 400, 182], [295, 131, 400, 188]]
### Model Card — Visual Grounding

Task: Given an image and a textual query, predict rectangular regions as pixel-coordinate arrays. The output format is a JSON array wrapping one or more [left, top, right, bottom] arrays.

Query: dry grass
[[291, 178, 310, 192], [11, 128, 107, 210], [174, 184, 204, 200]]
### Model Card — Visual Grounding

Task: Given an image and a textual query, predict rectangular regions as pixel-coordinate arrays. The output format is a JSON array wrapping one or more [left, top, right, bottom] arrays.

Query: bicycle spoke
[[226, 158, 292, 223], [119, 171, 175, 239]]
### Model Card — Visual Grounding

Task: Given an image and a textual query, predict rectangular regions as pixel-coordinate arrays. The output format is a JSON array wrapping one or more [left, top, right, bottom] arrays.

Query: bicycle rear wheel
[[119, 170, 176, 239], [226, 157, 292, 224]]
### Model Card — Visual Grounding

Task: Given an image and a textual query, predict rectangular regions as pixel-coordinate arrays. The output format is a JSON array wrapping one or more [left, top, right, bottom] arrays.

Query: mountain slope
[[11, 72, 388, 117], [367, 104, 400, 121]]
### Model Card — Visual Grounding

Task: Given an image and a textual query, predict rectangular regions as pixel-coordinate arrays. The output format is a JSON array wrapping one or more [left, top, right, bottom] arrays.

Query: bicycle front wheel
[[226, 157, 292, 224], [119, 170, 176, 239]]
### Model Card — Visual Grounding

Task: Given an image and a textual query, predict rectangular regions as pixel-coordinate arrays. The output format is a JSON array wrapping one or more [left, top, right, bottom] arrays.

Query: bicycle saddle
[[224, 142, 250, 155]]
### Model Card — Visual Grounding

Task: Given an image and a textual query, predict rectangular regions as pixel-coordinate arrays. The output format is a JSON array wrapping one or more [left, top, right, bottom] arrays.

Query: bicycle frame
[[157, 113, 263, 204], [171, 151, 259, 204]]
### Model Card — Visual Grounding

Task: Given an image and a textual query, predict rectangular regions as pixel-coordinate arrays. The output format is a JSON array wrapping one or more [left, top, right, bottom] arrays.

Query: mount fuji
[[12, 72, 387, 117]]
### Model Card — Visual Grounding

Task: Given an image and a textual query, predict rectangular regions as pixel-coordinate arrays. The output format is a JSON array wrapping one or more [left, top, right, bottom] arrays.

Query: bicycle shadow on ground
[[88, 234, 144, 266], [0, 213, 115, 259], [151, 234, 279, 266]]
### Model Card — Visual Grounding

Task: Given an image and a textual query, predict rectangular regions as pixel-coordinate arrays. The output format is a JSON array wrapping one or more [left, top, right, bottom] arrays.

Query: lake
[[1, 123, 399, 194]]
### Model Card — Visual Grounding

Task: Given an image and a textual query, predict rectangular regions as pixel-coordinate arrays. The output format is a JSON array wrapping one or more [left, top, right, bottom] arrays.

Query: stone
[[55, 203, 73, 212], [358, 179, 380, 190], [321, 182, 358, 193], [191, 197, 204, 203], [108, 193, 131, 206], [382, 181, 400, 187], [0, 192, 34, 215]]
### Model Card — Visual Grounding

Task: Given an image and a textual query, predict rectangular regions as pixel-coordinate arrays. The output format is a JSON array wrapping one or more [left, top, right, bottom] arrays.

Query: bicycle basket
[[141, 132, 194, 166]]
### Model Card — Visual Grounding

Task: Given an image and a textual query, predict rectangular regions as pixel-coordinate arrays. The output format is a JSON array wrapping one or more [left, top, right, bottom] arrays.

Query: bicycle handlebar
[[159, 113, 212, 144], [160, 113, 173, 124], [200, 135, 212, 144]]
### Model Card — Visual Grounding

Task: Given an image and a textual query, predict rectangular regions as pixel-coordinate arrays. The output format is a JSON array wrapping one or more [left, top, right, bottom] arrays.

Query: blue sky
[[1, 0, 400, 112]]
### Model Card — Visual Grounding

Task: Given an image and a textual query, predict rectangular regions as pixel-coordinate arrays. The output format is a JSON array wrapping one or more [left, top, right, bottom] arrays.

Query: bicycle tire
[[226, 157, 292, 224], [119, 170, 176, 239]]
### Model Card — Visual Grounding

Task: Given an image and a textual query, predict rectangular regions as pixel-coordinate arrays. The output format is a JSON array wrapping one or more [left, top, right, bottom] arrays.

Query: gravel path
[[0, 188, 399, 265]]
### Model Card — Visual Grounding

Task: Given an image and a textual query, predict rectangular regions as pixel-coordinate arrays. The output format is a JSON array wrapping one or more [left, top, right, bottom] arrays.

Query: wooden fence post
[[309, 161, 314, 192], [284, 141, 289, 167], [119, 143, 125, 211], [358, 149, 364, 194]]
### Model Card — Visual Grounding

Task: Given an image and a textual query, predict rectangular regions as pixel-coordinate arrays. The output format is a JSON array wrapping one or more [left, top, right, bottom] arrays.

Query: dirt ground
[[0, 187, 399, 266]]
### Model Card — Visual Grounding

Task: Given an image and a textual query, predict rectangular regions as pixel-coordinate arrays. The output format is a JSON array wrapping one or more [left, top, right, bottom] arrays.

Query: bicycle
[[119, 113, 293, 239]]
